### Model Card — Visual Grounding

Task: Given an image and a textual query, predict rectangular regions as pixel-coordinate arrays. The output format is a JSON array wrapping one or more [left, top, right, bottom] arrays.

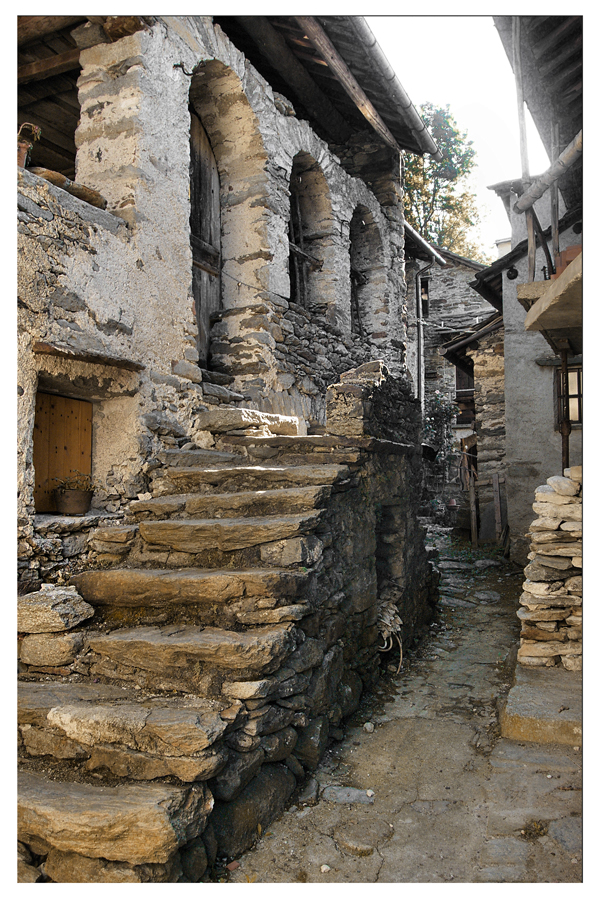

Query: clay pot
[[54, 489, 94, 516]]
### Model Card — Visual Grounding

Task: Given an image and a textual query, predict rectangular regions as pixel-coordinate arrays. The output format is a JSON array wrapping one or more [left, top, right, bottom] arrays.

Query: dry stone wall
[[518, 467, 582, 670]]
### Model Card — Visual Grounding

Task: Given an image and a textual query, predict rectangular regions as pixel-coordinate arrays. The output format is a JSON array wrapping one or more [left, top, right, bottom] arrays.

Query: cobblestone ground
[[223, 532, 583, 884]]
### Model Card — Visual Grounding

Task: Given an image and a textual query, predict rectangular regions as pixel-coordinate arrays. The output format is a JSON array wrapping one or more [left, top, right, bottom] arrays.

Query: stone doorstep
[[499, 665, 582, 746], [87, 622, 297, 673], [153, 463, 351, 496], [18, 771, 213, 866], [138, 511, 324, 553], [71, 566, 311, 608], [130, 485, 331, 520]]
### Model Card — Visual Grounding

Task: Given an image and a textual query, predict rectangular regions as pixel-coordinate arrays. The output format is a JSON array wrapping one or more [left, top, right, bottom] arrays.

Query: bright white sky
[[366, 15, 551, 258]]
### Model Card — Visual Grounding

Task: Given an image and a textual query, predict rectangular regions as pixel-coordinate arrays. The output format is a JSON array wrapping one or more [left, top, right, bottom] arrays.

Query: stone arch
[[288, 151, 336, 318], [188, 61, 272, 311], [349, 204, 387, 338]]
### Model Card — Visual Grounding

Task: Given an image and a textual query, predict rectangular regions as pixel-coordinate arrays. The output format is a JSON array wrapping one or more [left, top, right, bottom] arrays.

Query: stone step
[[72, 566, 312, 609], [151, 463, 350, 496], [138, 511, 324, 553], [157, 448, 241, 467], [18, 770, 213, 870], [86, 622, 299, 694], [18, 681, 239, 782], [193, 407, 305, 437], [129, 484, 331, 521], [217, 434, 363, 466]]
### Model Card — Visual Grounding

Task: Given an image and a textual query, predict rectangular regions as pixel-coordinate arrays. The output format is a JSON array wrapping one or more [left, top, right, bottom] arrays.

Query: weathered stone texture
[[517, 472, 582, 670]]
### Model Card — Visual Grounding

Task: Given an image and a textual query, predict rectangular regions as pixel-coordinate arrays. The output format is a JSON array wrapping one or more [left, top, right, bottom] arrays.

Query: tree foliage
[[403, 103, 491, 263]]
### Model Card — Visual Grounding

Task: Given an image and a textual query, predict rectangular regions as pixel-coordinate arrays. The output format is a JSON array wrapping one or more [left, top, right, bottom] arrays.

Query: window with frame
[[556, 364, 582, 426]]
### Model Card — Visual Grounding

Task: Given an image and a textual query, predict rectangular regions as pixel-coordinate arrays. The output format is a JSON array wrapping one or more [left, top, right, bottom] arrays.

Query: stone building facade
[[17, 15, 439, 882]]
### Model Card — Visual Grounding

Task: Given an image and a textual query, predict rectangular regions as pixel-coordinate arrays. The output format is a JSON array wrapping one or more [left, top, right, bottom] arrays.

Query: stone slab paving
[[225, 541, 583, 883]]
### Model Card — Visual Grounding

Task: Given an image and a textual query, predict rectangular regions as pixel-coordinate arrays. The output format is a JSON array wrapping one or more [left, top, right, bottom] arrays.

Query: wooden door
[[189, 111, 221, 367], [33, 393, 93, 512]]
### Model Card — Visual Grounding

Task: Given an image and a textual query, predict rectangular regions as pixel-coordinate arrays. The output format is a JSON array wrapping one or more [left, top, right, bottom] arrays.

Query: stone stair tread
[[88, 622, 297, 672], [18, 680, 238, 757], [18, 770, 213, 865], [138, 510, 324, 553], [130, 484, 330, 519], [72, 566, 312, 607], [153, 462, 350, 495], [157, 448, 240, 467]]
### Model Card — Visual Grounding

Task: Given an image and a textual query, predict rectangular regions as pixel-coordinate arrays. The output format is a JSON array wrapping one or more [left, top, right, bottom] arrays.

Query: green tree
[[403, 103, 491, 263]]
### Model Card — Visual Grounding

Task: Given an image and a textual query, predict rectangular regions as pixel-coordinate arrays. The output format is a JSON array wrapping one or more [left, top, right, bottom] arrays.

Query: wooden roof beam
[[18, 48, 80, 85], [233, 16, 352, 143], [295, 16, 401, 154], [18, 16, 85, 46]]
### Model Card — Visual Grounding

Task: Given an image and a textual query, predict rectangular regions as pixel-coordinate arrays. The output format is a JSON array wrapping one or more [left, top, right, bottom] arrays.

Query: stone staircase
[[18, 410, 376, 882]]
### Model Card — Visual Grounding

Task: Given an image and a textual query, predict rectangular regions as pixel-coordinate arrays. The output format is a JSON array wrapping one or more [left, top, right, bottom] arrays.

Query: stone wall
[[518, 467, 582, 670], [466, 324, 507, 541]]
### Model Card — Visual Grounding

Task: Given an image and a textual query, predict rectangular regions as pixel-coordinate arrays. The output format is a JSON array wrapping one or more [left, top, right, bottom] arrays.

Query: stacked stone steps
[[129, 484, 332, 520], [18, 770, 214, 882], [18, 415, 362, 880], [72, 566, 312, 609], [137, 510, 324, 554], [18, 680, 239, 782], [150, 462, 352, 497], [215, 434, 365, 467]]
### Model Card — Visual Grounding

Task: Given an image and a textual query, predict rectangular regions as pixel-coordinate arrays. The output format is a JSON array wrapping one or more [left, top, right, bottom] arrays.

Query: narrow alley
[[224, 529, 582, 884]]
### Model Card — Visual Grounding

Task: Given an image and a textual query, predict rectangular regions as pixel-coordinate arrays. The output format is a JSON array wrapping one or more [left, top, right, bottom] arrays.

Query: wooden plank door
[[189, 111, 221, 367], [33, 393, 92, 512]]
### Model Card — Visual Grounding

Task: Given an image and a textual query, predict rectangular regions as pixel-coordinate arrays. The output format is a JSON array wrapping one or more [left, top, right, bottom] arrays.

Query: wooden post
[[560, 349, 571, 472], [513, 17, 536, 282], [492, 473, 502, 542], [551, 122, 560, 269], [469, 477, 478, 550]]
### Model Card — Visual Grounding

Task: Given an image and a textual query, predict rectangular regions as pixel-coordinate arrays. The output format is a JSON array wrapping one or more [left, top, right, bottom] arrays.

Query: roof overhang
[[403, 222, 446, 266]]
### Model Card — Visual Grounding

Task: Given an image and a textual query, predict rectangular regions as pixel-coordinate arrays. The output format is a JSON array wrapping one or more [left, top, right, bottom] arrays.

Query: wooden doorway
[[33, 393, 92, 512], [189, 110, 221, 367]]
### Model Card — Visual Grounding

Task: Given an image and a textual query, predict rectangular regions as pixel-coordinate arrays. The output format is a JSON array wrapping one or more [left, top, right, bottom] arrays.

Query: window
[[556, 365, 582, 426]]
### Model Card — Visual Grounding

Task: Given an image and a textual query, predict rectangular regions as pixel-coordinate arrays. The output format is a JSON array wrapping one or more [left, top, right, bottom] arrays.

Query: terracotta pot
[[54, 489, 94, 516]]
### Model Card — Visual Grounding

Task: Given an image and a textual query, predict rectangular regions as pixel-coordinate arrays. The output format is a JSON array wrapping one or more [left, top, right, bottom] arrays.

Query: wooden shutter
[[33, 393, 93, 512], [189, 111, 221, 367]]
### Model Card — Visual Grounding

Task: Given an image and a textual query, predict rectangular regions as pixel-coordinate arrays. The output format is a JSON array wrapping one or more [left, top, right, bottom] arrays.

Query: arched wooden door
[[189, 111, 221, 367]]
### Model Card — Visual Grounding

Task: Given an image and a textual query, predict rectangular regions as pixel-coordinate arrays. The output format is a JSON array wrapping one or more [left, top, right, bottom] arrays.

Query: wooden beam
[[18, 16, 85, 46], [513, 130, 583, 214], [295, 16, 401, 154], [234, 16, 351, 144], [18, 48, 80, 85]]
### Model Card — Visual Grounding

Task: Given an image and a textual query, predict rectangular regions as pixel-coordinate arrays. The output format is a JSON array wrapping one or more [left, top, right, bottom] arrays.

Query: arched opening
[[288, 152, 333, 311], [189, 61, 272, 312], [349, 205, 386, 338]]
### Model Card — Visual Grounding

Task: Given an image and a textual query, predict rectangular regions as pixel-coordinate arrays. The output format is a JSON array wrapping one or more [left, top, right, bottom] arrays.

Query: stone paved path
[[224, 534, 583, 883]]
